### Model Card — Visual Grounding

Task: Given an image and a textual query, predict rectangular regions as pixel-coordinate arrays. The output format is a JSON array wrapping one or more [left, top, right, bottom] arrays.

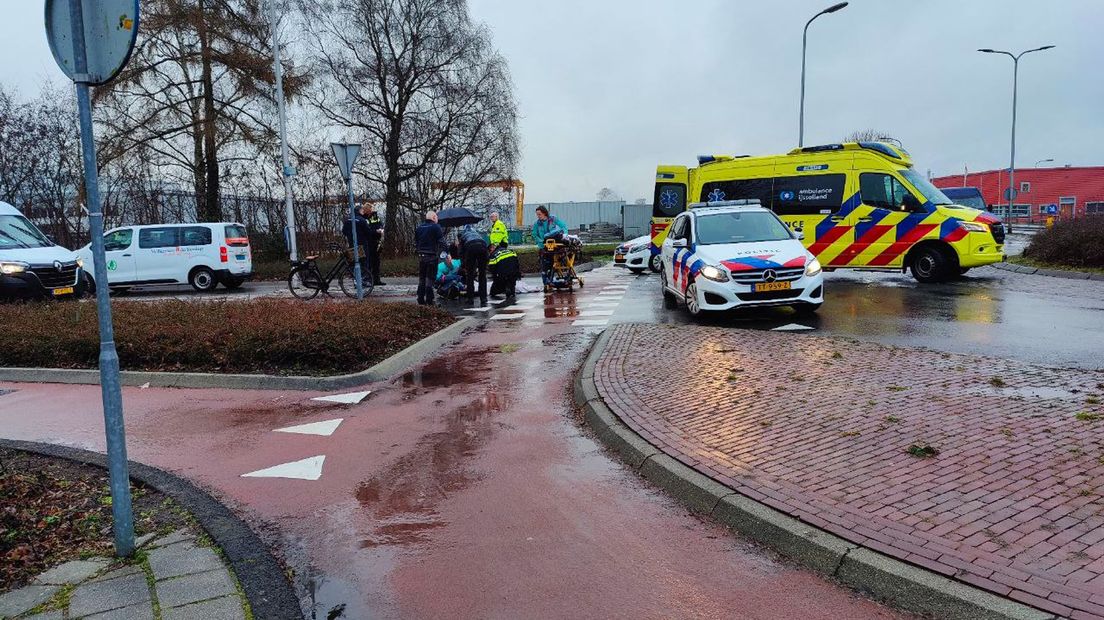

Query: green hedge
[[1023, 217, 1104, 269]]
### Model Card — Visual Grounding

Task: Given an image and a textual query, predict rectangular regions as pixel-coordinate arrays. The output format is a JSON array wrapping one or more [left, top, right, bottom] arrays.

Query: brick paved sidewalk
[[595, 324, 1104, 619], [0, 529, 247, 619]]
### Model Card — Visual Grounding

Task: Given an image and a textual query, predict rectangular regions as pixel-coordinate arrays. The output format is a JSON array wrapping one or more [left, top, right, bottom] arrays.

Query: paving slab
[[0, 585, 60, 618], [68, 573, 151, 617], [26, 610, 65, 620], [83, 602, 156, 620], [156, 568, 237, 609], [34, 559, 109, 585], [88, 565, 143, 583], [147, 542, 223, 580], [148, 530, 191, 548], [161, 595, 245, 620]]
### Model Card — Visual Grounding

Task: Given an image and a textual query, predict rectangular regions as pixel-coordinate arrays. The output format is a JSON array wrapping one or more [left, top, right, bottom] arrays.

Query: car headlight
[[0, 261, 28, 275], [805, 257, 822, 277], [959, 221, 988, 233], [699, 265, 729, 282], [76, 258, 84, 268]]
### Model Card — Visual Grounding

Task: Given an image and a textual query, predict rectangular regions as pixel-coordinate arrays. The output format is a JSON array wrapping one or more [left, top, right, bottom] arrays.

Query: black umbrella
[[436, 207, 482, 228]]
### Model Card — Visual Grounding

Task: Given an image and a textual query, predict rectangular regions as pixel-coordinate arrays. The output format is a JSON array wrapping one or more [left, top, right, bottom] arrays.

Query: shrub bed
[[0, 299, 453, 376], [1022, 216, 1104, 269]]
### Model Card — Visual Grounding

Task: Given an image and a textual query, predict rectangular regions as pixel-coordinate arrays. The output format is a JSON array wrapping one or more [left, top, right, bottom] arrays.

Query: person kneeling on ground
[[488, 241, 521, 299], [436, 249, 465, 299]]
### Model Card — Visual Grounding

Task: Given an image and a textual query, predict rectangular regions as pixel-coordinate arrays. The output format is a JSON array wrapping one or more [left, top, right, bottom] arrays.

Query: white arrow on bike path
[[311, 390, 371, 405], [242, 455, 326, 480], [274, 419, 343, 437]]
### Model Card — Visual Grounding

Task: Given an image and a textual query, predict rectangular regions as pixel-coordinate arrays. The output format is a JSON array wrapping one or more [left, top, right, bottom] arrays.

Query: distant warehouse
[[931, 166, 1104, 223], [519, 201, 650, 240]]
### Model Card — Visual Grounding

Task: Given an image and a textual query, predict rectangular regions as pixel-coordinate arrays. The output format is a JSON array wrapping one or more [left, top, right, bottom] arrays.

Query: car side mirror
[[901, 193, 922, 211], [671, 238, 687, 248], [795, 230, 805, 241]]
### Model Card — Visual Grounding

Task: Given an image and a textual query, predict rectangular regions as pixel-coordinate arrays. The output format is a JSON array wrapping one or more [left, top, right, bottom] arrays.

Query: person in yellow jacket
[[488, 212, 508, 251]]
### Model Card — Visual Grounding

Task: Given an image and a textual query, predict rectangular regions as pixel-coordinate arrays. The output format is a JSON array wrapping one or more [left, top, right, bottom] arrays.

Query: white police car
[[613, 235, 659, 274], [659, 200, 824, 316]]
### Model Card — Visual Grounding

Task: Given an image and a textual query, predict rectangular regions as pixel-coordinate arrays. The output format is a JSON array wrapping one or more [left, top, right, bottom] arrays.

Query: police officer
[[488, 212, 508, 252], [488, 241, 520, 299], [362, 203, 385, 285]]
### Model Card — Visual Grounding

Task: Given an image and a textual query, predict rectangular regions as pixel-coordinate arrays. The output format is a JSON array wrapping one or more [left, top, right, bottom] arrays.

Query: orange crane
[[429, 179, 526, 226]]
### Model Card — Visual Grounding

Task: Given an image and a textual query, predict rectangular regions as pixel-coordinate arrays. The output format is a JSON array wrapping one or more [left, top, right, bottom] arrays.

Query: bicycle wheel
[[288, 265, 322, 300], [339, 265, 374, 298]]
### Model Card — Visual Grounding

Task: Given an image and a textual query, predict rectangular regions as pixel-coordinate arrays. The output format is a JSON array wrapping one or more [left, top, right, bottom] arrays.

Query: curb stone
[[992, 260, 1100, 280], [0, 316, 475, 391], [0, 440, 301, 619], [573, 327, 1056, 620]]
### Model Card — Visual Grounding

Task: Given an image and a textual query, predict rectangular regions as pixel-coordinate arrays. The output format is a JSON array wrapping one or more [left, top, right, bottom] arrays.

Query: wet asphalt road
[[608, 265, 1104, 370]]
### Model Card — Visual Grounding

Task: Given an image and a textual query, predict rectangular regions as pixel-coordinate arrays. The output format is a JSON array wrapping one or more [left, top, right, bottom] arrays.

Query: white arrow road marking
[[772, 323, 815, 331], [311, 390, 371, 405], [274, 419, 343, 436], [465, 306, 494, 312], [490, 313, 525, 320], [579, 310, 615, 317], [242, 455, 326, 480]]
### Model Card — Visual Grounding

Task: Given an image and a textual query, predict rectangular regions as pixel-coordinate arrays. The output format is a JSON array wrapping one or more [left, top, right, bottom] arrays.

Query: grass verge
[[0, 298, 454, 376], [1007, 254, 1104, 275]]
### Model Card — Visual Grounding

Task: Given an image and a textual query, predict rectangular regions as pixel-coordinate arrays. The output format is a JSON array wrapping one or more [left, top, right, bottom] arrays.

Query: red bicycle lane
[[0, 268, 910, 619]]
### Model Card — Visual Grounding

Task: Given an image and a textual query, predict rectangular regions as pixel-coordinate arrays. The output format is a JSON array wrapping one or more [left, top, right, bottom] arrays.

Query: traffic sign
[[1045, 204, 1058, 215], [1003, 187, 1018, 201], [330, 143, 361, 181], [45, 0, 139, 85]]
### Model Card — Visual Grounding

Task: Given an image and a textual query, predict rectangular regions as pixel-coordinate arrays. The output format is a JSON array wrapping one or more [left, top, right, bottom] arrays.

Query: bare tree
[[596, 187, 621, 202], [843, 129, 901, 147], [301, 0, 518, 255], [94, 0, 307, 222]]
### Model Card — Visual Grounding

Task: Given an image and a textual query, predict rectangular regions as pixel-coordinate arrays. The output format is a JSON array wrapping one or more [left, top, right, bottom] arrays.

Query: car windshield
[[900, 169, 953, 205], [0, 214, 52, 249], [695, 211, 793, 245]]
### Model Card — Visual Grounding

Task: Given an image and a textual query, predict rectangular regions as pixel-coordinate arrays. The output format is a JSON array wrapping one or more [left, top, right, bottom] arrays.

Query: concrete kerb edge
[[993, 260, 1100, 280], [0, 439, 301, 620], [572, 331, 1055, 620], [0, 317, 477, 391]]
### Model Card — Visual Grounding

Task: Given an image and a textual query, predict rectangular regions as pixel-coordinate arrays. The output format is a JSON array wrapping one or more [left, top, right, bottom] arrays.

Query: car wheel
[[81, 272, 96, 297], [189, 267, 218, 292], [221, 276, 245, 290], [684, 280, 702, 317], [793, 302, 821, 315], [909, 246, 952, 283], [629, 268, 645, 275], [648, 253, 662, 273]]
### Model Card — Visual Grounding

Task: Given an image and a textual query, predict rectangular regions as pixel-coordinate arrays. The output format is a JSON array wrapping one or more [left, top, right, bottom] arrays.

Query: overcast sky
[[3, 1, 1102, 203]]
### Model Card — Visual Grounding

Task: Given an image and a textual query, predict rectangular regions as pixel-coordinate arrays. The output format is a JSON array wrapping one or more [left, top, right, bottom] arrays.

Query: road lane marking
[[579, 310, 615, 317], [490, 313, 525, 320], [772, 323, 815, 331], [312, 390, 371, 405], [242, 455, 326, 480], [573, 319, 609, 326], [274, 419, 343, 436]]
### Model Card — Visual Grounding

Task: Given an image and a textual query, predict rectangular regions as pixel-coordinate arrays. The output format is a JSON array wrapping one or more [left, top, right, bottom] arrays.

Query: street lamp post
[[799, 2, 848, 147], [268, 0, 298, 262], [978, 45, 1055, 222], [1035, 158, 1054, 167]]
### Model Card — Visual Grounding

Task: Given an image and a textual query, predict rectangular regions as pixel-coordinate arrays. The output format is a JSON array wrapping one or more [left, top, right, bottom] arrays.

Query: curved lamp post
[[799, 2, 848, 147]]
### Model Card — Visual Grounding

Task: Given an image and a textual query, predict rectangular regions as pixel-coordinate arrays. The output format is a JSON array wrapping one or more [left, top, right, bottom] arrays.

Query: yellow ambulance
[[652, 142, 1005, 282]]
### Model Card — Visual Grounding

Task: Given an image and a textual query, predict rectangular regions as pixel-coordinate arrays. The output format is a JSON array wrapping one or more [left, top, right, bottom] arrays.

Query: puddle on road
[[400, 346, 496, 392], [354, 391, 509, 548]]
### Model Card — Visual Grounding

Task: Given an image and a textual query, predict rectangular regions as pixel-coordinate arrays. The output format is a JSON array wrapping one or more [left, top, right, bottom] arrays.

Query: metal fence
[[518, 201, 649, 240]]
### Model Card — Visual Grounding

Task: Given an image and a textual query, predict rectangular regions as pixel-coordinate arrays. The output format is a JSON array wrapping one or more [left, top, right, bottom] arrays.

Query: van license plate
[[53, 286, 75, 296], [754, 281, 791, 292], [236, 254, 246, 261]]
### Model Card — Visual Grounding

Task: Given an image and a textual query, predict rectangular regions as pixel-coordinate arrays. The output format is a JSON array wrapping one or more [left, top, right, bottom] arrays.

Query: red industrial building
[[931, 166, 1104, 223]]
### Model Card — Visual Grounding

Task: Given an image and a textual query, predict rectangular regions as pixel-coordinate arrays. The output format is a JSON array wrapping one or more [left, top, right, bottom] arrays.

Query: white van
[[0, 201, 86, 300], [77, 223, 253, 293]]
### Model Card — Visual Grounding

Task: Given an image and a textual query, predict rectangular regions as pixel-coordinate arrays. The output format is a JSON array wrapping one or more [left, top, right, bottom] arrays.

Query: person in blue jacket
[[532, 206, 567, 286]]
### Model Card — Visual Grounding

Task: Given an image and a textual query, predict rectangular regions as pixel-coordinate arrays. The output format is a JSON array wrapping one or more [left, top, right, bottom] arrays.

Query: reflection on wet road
[[613, 265, 1104, 369]]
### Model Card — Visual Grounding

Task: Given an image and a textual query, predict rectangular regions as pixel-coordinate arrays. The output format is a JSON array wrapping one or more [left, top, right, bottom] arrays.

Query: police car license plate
[[754, 281, 791, 292], [53, 286, 74, 296], [614, 253, 625, 262]]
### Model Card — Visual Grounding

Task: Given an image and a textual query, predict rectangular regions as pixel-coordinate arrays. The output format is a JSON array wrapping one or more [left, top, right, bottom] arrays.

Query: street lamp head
[[825, 2, 849, 12], [978, 48, 997, 53], [1037, 45, 1056, 51]]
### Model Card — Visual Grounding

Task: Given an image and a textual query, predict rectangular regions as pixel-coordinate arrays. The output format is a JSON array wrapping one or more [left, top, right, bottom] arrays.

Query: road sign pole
[[347, 177, 364, 300], [267, 0, 298, 262], [67, 0, 135, 558]]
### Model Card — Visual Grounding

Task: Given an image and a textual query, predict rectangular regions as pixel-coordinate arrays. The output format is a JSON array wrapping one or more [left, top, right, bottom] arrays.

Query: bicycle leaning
[[287, 246, 374, 300]]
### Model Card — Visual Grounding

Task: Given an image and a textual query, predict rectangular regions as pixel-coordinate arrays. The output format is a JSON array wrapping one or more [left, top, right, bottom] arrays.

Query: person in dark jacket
[[458, 225, 488, 305], [362, 203, 385, 285], [488, 241, 520, 299], [342, 204, 372, 284], [414, 211, 446, 305]]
